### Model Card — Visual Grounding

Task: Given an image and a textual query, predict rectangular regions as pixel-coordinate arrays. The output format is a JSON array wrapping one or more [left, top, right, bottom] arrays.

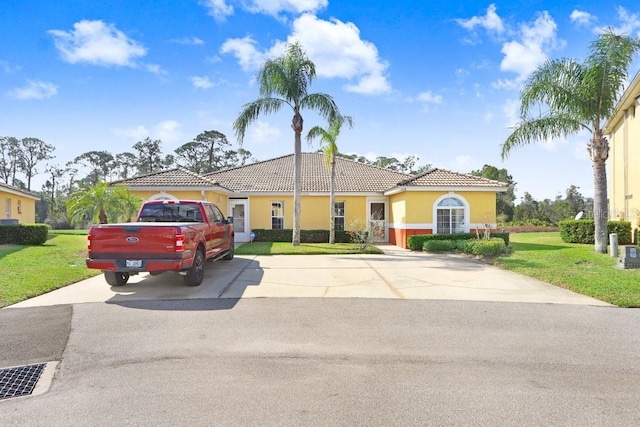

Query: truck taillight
[[175, 233, 185, 252], [87, 234, 92, 251]]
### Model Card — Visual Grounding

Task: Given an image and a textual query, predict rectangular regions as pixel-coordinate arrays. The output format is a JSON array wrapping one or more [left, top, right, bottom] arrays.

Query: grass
[[235, 242, 384, 255], [0, 231, 100, 308], [493, 232, 640, 308]]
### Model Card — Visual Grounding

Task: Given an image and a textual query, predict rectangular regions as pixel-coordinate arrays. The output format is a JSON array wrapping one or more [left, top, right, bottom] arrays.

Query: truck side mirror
[[227, 216, 234, 224]]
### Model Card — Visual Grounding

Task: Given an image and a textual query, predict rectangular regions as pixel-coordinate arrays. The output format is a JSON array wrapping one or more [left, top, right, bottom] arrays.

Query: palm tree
[[306, 115, 354, 243], [66, 182, 140, 226], [501, 31, 640, 253], [233, 41, 343, 245]]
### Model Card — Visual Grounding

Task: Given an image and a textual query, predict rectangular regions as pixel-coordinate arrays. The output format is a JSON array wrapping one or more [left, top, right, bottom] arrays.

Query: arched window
[[436, 197, 465, 234]]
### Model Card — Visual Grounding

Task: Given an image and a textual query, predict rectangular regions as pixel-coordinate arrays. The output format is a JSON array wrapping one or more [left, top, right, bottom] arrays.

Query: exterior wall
[[0, 191, 37, 223], [248, 195, 367, 231], [609, 106, 640, 229], [388, 191, 498, 248]]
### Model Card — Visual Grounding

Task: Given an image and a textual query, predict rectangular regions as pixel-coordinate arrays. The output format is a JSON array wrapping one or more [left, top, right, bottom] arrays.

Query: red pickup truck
[[86, 200, 234, 287]]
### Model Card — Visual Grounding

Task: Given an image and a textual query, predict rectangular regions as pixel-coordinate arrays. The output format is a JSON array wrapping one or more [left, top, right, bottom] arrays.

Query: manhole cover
[[0, 363, 46, 400]]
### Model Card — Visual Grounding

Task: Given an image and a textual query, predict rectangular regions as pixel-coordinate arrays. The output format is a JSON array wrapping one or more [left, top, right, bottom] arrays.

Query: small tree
[[66, 182, 141, 227]]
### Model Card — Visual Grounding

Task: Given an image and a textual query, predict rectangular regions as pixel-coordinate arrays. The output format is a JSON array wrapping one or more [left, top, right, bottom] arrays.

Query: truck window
[[206, 204, 224, 222], [138, 202, 204, 222]]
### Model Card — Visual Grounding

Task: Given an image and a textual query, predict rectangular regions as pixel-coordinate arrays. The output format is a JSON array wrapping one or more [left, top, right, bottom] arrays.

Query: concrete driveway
[[10, 245, 608, 308]]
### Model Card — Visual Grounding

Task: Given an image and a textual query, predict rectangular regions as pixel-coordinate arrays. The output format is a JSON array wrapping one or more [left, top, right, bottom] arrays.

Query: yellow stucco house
[[606, 70, 640, 230], [115, 153, 507, 248], [0, 182, 39, 224]]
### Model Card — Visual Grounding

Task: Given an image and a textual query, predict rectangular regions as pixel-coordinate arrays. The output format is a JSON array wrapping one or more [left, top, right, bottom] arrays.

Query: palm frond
[[501, 114, 585, 159], [233, 98, 287, 143]]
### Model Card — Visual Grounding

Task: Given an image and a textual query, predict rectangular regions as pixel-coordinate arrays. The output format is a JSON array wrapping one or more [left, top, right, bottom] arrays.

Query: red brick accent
[[389, 227, 433, 249]]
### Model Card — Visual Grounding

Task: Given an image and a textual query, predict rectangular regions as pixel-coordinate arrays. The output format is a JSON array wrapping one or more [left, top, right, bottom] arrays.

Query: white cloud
[[220, 36, 267, 71], [7, 80, 58, 100], [499, 11, 558, 83], [221, 14, 391, 95], [190, 76, 215, 89], [570, 10, 595, 27], [113, 125, 150, 141], [154, 120, 182, 143], [170, 37, 205, 45], [456, 4, 505, 34], [248, 120, 282, 144], [244, 0, 328, 17], [601, 6, 640, 36], [417, 91, 443, 104], [0, 60, 20, 73], [503, 98, 520, 129], [113, 121, 182, 143], [48, 20, 146, 67], [289, 14, 390, 94], [199, 0, 234, 21], [145, 64, 166, 75]]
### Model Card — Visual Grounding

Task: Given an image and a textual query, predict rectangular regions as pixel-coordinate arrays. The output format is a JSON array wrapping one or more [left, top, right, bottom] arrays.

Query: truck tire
[[184, 248, 204, 286], [104, 271, 129, 286], [223, 237, 235, 260]]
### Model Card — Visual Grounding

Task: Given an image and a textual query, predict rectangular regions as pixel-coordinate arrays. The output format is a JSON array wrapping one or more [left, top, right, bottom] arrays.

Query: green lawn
[[0, 231, 100, 308], [235, 242, 383, 255], [493, 232, 640, 308]]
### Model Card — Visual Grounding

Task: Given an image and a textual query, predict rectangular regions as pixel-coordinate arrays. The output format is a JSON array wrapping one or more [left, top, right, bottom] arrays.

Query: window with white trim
[[334, 201, 345, 231], [436, 197, 465, 234], [271, 201, 284, 229]]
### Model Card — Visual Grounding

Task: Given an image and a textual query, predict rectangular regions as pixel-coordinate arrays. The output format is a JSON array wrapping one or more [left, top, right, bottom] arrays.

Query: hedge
[[408, 232, 510, 251], [422, 240, 457, 253], [0, 224, 49, 245], [250, 229, 351, 243], [422, 238, 507, 256], [558, 220, 632, 245], [457, 238, 507, 256]]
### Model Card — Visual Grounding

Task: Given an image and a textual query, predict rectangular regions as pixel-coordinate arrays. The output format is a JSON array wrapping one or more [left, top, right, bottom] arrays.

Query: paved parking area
[[10, 246, 609, 307]]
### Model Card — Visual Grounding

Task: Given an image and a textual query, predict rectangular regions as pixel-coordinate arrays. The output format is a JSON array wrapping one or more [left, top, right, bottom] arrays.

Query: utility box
[[617, 245, 640, 269]]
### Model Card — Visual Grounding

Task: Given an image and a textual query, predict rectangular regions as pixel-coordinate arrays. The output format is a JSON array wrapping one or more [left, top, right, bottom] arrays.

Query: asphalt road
[[1, 298, 639, 426]]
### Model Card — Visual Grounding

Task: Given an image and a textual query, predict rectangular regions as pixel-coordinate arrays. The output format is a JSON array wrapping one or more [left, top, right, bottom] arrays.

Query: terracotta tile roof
[[112, 167, 224, 188], [204, 153, 411, 193], [398, 168, 508, 188], [113, 154, 507, 193]]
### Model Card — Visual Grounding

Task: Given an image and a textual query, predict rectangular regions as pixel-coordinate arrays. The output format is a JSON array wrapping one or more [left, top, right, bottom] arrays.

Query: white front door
[[229, 199, 250, 242], [367, 198, 388, 243]]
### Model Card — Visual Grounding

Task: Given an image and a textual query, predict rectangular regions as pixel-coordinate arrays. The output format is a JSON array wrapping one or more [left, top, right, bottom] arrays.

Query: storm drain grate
[[0, 363, 46, 400]]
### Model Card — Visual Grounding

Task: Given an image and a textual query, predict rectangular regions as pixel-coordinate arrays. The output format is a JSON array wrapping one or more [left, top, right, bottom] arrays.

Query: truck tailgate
[[89, 223, 188, 256]]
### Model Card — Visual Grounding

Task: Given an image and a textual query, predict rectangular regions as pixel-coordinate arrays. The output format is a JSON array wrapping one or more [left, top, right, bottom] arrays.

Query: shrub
[[250, 229, 350, 243], [559, 220, 632, 245], [407, 232, 510, 251], [459, 238, 507, 256], [422, 239, 457, 253], [0, 224, 49, 245]]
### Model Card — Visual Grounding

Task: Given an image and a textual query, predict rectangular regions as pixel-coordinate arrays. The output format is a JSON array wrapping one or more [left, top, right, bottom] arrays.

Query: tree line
[[0, 130, 254, 227]]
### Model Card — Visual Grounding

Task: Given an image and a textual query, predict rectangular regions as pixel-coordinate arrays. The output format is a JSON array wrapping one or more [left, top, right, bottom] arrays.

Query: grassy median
[[493, 232, 640, 308], [0, 231, 100, 308]]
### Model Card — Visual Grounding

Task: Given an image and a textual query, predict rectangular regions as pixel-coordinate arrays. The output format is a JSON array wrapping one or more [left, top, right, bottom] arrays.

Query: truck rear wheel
[[104, 271, 129, 286], [184, 249, 204, 286]]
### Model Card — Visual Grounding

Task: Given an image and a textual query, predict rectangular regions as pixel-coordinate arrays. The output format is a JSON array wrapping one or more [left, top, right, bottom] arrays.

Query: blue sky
[[2, 1, 640, 201]]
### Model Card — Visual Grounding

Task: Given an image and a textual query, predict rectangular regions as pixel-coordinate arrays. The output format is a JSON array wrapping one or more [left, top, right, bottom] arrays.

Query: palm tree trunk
[[329, 154, 336, 244], [292, 111, 303, 246], [590, 131, 609, 254]]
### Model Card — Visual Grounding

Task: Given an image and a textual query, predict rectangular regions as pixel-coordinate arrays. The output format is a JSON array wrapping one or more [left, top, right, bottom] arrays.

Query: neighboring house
[[606, 70, 640, 229], [114, 153, 508, 248], [0, 182, 39, 224]]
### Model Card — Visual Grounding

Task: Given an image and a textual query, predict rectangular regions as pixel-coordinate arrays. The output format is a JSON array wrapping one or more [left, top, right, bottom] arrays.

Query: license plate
[[126, 260, 142, 268]]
